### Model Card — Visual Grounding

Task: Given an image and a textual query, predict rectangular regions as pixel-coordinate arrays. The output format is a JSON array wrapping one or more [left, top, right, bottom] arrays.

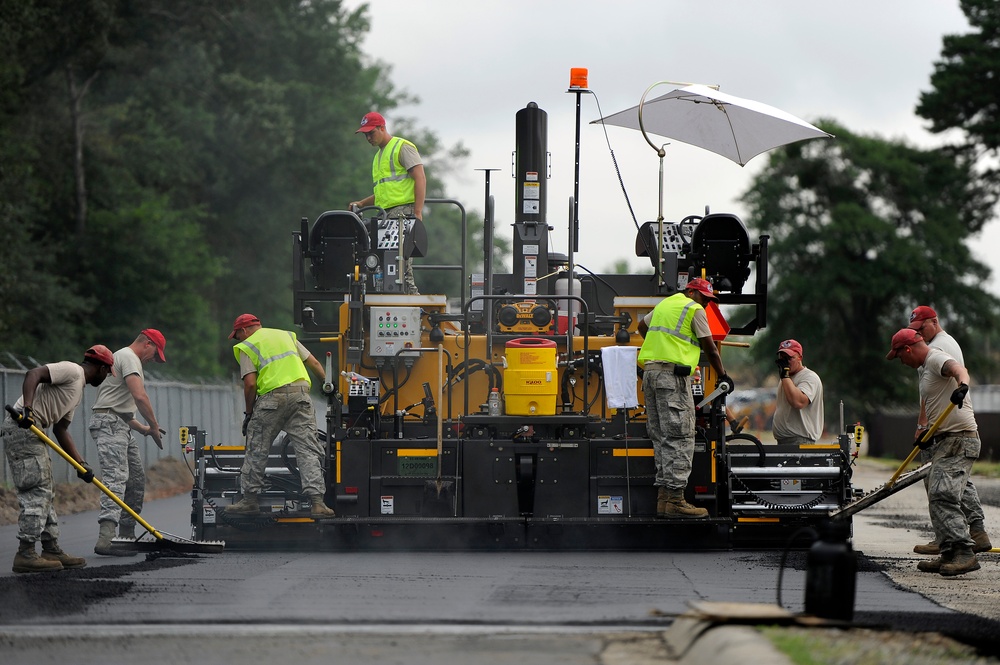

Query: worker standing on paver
[[906, 306, 991, 556], [638, 278, 732, 519], [886, 327, 981, 576]]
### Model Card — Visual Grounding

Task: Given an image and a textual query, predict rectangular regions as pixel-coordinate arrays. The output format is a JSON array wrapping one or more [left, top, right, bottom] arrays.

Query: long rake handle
[[886, 401, 956, 488], [5, 404, 164, 540]]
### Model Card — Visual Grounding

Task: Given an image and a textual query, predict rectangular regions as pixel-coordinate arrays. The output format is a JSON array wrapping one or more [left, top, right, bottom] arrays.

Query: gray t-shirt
[[773, 366, 824, 442], [921, 348, 976, 433], [92, 347, 144, 415], [13, 361, 85, 429]]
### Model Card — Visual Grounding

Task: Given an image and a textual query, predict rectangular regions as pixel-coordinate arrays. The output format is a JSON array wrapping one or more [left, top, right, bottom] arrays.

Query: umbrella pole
[[656, 147, 666, 288]]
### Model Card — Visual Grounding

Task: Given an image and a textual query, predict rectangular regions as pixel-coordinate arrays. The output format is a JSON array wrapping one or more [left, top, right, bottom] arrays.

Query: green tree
[[742, 120, 1000, 421], [917, 0, 1000, 160]]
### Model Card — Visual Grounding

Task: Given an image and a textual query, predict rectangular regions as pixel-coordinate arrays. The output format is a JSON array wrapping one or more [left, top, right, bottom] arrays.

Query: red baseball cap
[[84, 344, 116, 374], [777, 339, 803, 358], [907, 305, 937, 330], [229, 313, 261, 339], [141, 328, 167, 363], [356, 111, 385, 133], [886, 328, 923, 359], [684, 277, 718, 301]]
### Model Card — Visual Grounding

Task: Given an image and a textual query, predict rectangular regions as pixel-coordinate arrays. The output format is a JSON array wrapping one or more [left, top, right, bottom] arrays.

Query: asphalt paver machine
[[188, 99, 858, 550]]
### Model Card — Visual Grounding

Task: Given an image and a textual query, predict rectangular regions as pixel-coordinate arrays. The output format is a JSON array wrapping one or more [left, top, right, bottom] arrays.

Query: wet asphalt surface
[[0, 461, 998, 664]]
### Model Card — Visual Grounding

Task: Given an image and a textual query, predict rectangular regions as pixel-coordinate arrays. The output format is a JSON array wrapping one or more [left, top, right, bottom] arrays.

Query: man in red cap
[[772, 339, 824, 445], [637, 278, 732, 519], [225, 313, 335, 518], [89, 329, 168, 555], [886, 327, 982, 576], [905, 306, 991, 556], [2, 345, 114, 573], [348, 111, 426, 294]]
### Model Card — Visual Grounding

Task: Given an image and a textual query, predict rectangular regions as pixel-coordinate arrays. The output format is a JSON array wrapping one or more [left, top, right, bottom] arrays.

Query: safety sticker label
[[597, 495, 623, 515], [381, 495, 394, 515], [204, 506, 216, 524], [523, 181, 539, 199]]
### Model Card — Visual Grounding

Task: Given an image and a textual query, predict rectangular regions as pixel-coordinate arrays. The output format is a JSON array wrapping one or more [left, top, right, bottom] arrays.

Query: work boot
[[971, 529, 992, 553], [94, 520, 133, 556], [913, 540, 941, 555], [309, 495, 335, 518], [119, 523, 136, 541], [917, 553, 950, 573], [12, 540, 63, 573], [662, 490, 708, 519], [41, 540, 86, 569], [940, 548, 980, 577], [225, 493, 261, 516], [655, 487, 669, 519]]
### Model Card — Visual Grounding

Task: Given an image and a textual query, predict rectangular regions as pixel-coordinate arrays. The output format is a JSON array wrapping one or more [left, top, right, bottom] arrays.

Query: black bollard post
[[804, 519, 857, 621]]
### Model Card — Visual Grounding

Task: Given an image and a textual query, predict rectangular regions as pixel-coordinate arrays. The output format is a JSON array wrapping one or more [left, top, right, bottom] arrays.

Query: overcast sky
[[342, 1, 996, 294]]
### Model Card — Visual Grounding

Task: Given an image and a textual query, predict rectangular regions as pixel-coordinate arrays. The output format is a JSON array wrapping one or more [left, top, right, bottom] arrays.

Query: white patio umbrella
[[592, 82, 833, 286], [593, 82, 833, 167]]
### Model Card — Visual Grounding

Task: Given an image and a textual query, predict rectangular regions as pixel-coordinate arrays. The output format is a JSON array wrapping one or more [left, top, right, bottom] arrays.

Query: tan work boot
[[917, 553, 949, 573], [225, 493, 261, 516], [655, 487, 669, 519], [662, 490, 708, 519], [95, 520, 133, 556], [309, 495, 335, 518], [940, 548, 980, 576], [971, 529, 992, 553], [913, 540, 940, 555], [41, 540, 86, 569], [13, 540, 63, 573]]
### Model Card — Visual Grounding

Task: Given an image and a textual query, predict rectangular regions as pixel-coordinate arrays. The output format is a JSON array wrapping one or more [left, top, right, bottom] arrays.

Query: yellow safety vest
[[637, 292, 702, 368], [372, 136, 417, 209], [234, 328, 310, 395]]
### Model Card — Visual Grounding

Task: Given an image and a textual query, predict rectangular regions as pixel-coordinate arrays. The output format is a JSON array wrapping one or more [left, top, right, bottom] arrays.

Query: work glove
[[915, 430, 934, 450], [242, 412, 252, 437], [76, 462, 95, 483], [719, 374, 736, 395], [950, 383, 969, 408], [16, 405, 36, 429], [774, 355, 791, 380]]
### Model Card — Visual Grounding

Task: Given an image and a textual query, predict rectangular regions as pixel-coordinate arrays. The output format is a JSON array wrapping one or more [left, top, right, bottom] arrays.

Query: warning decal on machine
[[597, 495, 623, 515], [381, 496, 394, 515]]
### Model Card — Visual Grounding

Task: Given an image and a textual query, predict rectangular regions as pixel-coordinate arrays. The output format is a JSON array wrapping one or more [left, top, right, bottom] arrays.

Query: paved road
[[0, 460, 996, 664]]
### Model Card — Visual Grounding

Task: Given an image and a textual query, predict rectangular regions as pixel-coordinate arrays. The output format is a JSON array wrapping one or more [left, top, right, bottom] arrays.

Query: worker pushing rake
[[5, 405, 224, 556]]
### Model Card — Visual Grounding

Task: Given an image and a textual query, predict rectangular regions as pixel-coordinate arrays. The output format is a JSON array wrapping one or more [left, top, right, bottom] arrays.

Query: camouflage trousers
[[918, 446, 986, 531], [89, 413, 144, 530], [1, 416, 59, 543], [926, 434, 980, 553], [386, 204, 419, 295], [241, 385, 327, 497], [642, 367, 695, 491]]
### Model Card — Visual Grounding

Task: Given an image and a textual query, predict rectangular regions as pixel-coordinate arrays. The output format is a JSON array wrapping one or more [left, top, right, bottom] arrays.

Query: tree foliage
[[917, 0, 1000, 158], [0, 0, 473, 376], [742, 120, 1000, 420]]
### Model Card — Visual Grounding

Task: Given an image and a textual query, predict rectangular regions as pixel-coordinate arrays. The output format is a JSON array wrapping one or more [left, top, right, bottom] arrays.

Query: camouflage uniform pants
[[241, 385, 327, 497], [643, 367, 695, 491], [1, 416, 59, 543], [89, 413, 144, 530], [386, 204, 419, 295], [926, 434, 980, 553], [919, 447, 985, 531]]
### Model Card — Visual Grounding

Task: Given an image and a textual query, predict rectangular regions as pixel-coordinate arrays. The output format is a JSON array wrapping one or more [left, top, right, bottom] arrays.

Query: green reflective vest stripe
[[234, 328, 310, 395], [637, 292, 703, 368], [372, 136, 416, 209]]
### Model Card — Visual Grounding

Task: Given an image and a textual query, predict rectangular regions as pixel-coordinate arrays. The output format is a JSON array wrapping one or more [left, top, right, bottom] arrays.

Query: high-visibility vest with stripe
[[234, 328, 310, 395], [372, 136, 417, 209], [637, 292, 703, 368]]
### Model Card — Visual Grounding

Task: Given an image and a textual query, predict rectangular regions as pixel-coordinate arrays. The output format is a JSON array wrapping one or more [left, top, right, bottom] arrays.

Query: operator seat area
[[309, 210, 371, 292], [686, 213, 752, 294]]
